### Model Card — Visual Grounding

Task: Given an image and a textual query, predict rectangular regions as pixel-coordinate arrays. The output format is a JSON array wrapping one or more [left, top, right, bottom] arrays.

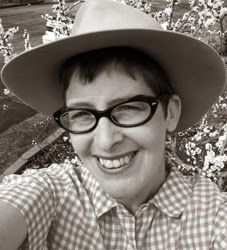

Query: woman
[[0, 0, 226, 249]]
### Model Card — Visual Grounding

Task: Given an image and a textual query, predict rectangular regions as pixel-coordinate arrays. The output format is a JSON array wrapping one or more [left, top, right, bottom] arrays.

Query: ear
[[165, 94, 181, 133]]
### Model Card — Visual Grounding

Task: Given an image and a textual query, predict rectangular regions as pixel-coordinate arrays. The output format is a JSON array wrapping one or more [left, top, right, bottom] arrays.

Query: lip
[[94, 151, 138, 174]]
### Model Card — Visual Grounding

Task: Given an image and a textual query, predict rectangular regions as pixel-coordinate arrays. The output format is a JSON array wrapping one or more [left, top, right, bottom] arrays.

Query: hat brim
[[1, 29, 226, 132]]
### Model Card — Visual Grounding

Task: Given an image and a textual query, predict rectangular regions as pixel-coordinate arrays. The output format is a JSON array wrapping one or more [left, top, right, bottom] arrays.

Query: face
[[66, 67, 181, 212]]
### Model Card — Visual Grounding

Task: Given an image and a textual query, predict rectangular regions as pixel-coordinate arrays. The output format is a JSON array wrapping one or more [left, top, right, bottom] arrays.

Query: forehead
[[65, 68, 154, 107]]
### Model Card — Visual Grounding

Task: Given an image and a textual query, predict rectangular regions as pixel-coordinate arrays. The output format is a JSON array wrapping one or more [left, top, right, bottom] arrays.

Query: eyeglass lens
[[61, 110, 96, 132], [112, 101, 151, 124], [59, 101, 156, 133]]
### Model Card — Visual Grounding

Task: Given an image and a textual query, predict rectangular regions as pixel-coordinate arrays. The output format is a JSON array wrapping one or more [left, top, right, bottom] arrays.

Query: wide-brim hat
[[1, 0, 226, 132]]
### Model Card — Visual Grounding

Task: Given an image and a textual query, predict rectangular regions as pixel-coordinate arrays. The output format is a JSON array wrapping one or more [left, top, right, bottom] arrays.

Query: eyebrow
[[68, 95, 135, 109]]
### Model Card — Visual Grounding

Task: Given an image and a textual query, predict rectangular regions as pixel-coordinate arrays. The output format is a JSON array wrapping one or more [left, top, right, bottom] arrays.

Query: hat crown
[[72, 0, 162, 35]]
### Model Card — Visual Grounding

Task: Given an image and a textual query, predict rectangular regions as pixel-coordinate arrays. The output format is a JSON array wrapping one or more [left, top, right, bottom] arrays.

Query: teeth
[[106, 160, 112, 168], [124, 156, 130, 164], [98, 153, 135, 169], [100, 158, 104, 165], [120, 158, 124, 165], [113, 160, 120, 168]]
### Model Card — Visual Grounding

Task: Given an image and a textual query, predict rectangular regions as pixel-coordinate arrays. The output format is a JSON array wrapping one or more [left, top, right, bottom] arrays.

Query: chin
[[102, 179, 138, 200]]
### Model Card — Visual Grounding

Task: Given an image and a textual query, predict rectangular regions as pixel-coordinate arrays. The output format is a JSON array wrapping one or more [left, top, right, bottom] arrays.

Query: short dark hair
[[60, 47, 174, 113]]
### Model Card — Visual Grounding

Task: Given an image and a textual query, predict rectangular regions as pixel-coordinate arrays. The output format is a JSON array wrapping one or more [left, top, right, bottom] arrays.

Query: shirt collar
[[77, 164, 117, 218], [151, 167, 193, 218], [76, 163, 192, 218]]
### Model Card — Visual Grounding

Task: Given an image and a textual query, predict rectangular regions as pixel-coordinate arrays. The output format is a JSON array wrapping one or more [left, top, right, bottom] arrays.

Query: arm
[[0, 165, 68, 249], [0, 200, 27, 250]]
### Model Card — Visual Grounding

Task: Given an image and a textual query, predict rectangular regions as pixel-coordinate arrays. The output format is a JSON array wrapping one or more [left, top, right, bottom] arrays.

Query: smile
[[97, 152, 136, 169]]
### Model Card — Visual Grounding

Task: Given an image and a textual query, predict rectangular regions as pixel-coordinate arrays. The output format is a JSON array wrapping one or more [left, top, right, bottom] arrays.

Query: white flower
[[223, 124, 227, 132], [216, 135, 227, 150], [0, 18, 4, 35], [163, 7, 172, 16], [201, 171, 206, 176], [193, 133, 202, 141], [161, 22, 168, 30], [71, 158, 77, 164], [204, 18, 216, 29], [205, 143, 212, 150], [63, 136, 68, 142], [3, 88, 10, 95], [195, 147, 202, 154], [203, 126, 211, 134], [219, 96, 224, 101], [220, 7, 227, 17], [199, 0, 205, 4], [32, 140, 37, 145], [209, 130, 219, 138], [64, 158, 70, 164], [3, 104, 8, 111], [207, 171, 213, 178]]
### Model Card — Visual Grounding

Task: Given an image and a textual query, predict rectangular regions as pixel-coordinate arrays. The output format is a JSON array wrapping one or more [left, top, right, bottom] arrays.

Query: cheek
[[135, 127, 166, 158], [129, 111, 167, 151], [134, 122, 167, 181], [70, 134, 91, 157]]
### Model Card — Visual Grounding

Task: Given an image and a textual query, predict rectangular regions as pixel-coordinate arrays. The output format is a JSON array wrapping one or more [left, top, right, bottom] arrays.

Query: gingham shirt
[[0, 161, 227, 250]]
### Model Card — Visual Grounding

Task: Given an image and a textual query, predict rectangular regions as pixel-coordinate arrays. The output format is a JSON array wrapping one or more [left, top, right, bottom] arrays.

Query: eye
[[59, 109, 96, 132], [69, 111, 91, 120], [111, 101, 152, 124], [114, 102, 150, 114], [116, 104, 142, 111]]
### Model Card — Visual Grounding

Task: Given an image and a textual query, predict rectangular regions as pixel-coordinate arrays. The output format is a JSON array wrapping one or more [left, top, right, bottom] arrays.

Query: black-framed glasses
[[53, 95, 163, 134]]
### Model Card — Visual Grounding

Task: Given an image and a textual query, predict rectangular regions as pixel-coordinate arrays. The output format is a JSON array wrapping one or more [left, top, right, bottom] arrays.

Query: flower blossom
[[0, 18, 4, 35], [3, 88, 10, 95]]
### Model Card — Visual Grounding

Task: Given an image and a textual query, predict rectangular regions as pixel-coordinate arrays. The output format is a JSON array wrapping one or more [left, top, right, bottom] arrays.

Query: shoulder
[[0, 161, 82, 207], [0, 161, 83, 249], [2, 161, 79, 187], [181, 174, 227, 249], [188, 174, 225, 205], [183, 174, 226, 225], [189, 174, 227, 224]]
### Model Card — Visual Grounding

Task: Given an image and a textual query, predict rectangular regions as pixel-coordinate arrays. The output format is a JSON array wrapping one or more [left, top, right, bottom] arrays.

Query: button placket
[[117, 206, 137, 249]]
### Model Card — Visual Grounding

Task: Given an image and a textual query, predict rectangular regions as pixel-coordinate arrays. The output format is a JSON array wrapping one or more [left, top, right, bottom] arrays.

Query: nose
[[93, 117, 123, 151]]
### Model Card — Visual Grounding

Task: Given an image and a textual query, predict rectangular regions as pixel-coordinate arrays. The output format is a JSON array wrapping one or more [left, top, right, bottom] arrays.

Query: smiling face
[[65, 66, 181, 213]]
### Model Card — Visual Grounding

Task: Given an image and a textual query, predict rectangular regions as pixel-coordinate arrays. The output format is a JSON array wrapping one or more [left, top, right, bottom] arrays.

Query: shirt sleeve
[[0, 167, 57, 250], [211, 197, 227, 250]]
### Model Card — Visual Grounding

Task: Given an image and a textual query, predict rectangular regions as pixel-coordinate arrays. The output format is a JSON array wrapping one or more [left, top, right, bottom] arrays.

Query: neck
[[118, 163, 168, 214]]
